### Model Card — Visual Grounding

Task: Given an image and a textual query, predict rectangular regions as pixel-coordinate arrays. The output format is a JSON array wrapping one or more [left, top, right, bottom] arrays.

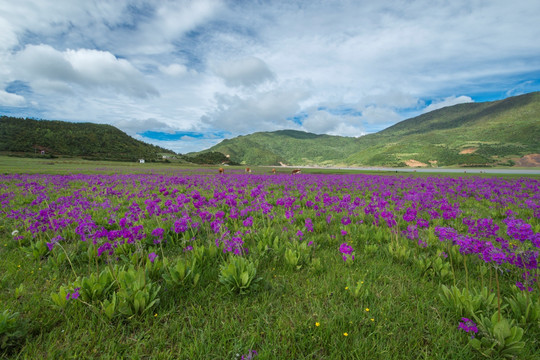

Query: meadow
[[0, 161, 539, 359]]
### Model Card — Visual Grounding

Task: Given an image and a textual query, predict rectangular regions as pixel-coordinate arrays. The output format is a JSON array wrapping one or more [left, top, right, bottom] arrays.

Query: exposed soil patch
[[405, 159, 428, 167], [514, 154, 540, 167], [459, 148, 478, 154], [428, 160, 438, 167]]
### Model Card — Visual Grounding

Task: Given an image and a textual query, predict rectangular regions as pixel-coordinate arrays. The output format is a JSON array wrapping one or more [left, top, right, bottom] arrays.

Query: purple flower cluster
[[1, 172, 538, 295], [339, 243, 355, 262], [66, 287, 80, 300], [458, 317, 478, 338]]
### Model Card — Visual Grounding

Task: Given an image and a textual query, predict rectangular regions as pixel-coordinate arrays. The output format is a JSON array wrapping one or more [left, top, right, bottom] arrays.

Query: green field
[[1, 159, 539, 359]]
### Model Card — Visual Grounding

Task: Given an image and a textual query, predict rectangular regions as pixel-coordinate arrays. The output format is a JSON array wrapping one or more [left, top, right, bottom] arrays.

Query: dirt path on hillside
[[405, 159, 428, 167], [514, 154, 540, 167], [459, 148, 478, 154]]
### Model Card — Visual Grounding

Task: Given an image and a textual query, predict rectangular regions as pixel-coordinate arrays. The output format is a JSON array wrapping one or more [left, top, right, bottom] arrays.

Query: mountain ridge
[[197, 92, 540, 167]]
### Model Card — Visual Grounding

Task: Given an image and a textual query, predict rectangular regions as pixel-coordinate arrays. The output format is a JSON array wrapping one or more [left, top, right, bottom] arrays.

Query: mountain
[[0, 116, 175, 162], [195, 92, 540, 167]]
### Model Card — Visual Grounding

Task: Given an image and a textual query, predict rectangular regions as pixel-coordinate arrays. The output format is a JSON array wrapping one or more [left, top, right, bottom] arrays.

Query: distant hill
[[0, 116, 175, 162], [196, 92, 540, 167]]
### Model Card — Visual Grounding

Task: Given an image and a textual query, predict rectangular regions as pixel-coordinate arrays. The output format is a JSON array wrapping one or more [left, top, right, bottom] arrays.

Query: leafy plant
[[219, 256, 261, 294], [309, 258, 324, 274], [284, 240, 311, 270], [0, 310, 26, 353], [364, 244, 379, 255], [505, 286, 540, 327], [256, 235, 284, 256], [469, 312, 525, 359], [24, 240, 48, 260], [191, 244, 218, 268], [115, 267, 160, 318], [75, 267, 117, 303], [50, 286, 70, 309], [14, 284, 24, 300], [387, 242, 411, 263], [162, 257, 201, 288], [416, 254, 452, 281], [439, 285, 498, 318], [101, 293, 117, 320], [347, 279, 370, 299]]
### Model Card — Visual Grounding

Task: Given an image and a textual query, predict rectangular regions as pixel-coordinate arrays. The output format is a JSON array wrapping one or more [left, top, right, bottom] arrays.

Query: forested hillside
[[0, 116, 174, 161]]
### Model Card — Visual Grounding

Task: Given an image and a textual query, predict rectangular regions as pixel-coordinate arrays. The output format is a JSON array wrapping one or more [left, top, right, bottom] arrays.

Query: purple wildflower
[[339, 243, 355, 262], [242, 217, 253, 227], [458, 318, 478, 338]]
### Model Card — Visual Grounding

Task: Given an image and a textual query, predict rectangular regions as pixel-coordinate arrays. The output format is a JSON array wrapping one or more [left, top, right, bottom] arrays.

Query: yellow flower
[[365, 308, 370, 312], [370, 318, 375, 322], [345, 287, 349, 290], [343, 332, 348, 337], [315, 322, 320, 327], [154, 313, 158, 317]]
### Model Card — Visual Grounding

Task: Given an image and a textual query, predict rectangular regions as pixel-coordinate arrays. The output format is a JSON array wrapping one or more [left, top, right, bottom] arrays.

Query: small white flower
[[11, 230, 19, 236]]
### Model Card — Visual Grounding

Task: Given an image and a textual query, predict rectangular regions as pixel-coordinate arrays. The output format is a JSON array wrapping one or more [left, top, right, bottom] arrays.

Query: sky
[[1, 0, 540, 154]]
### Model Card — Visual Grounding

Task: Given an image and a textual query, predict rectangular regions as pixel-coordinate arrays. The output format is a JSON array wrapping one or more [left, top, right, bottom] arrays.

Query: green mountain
[[0, 116, 175, 162], [196, 92, 540, 167]]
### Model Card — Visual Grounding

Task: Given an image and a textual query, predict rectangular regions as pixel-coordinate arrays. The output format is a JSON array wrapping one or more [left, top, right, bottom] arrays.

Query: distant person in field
[[245, 167, 251, 173], [291, 169, 301, 174], [218, 167, 224, 174]]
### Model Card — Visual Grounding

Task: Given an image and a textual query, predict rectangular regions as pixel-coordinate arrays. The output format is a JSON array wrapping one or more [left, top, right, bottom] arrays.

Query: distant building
[[139, 159, 145, 163]]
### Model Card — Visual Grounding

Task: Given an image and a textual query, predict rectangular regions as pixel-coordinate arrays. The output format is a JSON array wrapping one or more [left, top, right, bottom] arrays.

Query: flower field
[[1, 169, 539, 359]]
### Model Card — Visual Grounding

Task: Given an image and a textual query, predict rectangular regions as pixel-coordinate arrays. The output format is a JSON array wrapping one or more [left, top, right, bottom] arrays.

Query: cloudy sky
[[1, 0, 540, 153]]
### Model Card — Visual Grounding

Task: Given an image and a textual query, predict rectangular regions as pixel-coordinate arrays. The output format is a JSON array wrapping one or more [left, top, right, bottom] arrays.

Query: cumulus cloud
[[202, 86, 309, 133], [0, 90, 25, 107], [1, 0, 540, 153], [159, 63, 191, 77], [123, 0, 222, 55], [113, 118, 177, 136], [212, 57, 275, 87], [422, 95, 473, 113], [12, 45, 158, 98], [300, 110, 364, 137]]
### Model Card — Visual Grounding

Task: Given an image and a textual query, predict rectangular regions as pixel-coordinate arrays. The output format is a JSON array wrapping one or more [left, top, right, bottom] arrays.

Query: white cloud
[[212, 57, 275, 87], [202, 86, 309, 133], [301, 110, 364, 137], [0, 90, 25, 106], [422, 95, 473, 113], [360, 106, 402, 125], [113, 118, 177, 135], [13, 45, 158, 98], [1, 0, 540, 153], [121, 0, 223, 55], [159, 64, 190, 77]]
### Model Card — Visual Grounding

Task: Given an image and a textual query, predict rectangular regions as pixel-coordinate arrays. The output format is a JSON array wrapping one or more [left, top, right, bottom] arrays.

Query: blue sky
[[1, 0, 540, 153]]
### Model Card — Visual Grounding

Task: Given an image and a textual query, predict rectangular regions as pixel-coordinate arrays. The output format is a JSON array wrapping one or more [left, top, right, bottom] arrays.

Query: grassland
[[0, 160, 539, 359]]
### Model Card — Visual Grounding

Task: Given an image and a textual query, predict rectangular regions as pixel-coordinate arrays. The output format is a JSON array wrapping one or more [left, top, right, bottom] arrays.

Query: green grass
[[1, 231, 488, 359], [1, 162, 539, 359]]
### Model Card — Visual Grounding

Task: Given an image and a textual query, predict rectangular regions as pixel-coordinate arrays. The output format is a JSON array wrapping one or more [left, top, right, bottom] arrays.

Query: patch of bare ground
[[514, 154, 540, 167], [405, 159, 428, 167], [428, 160, 438, 167], [459, 147, 478, 154]]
